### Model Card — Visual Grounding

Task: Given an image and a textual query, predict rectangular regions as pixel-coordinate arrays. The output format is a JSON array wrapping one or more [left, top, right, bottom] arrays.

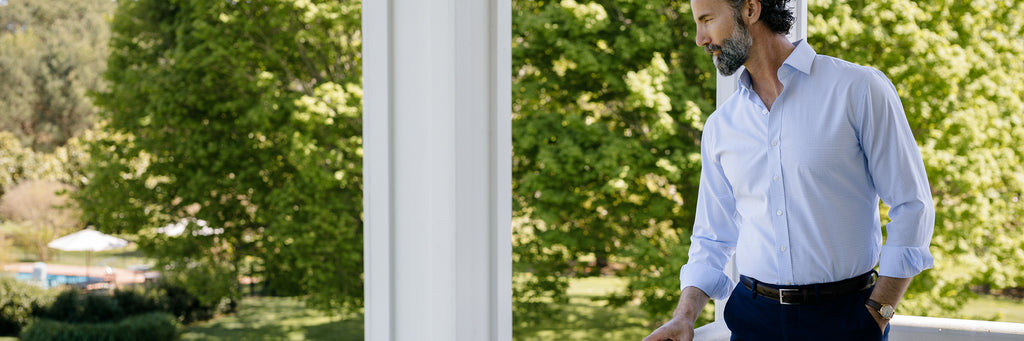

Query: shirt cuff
[[680, 262, 736, 300], [878, 245, 934, 278]]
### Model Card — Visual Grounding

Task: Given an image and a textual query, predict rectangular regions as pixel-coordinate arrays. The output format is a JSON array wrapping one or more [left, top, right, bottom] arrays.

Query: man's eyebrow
[[697, 14, 712, 21]]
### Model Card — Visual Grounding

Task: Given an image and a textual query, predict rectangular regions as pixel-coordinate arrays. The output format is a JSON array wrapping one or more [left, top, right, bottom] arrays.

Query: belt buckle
[[777, 288, 800, 305]]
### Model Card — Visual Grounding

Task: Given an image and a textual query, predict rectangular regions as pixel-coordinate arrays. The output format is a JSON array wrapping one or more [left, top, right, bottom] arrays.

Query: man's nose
[[695, 28, 709, 47]]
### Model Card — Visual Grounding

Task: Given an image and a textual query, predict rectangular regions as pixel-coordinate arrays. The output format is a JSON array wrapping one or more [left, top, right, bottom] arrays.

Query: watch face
[[880, 304, 895, 319]]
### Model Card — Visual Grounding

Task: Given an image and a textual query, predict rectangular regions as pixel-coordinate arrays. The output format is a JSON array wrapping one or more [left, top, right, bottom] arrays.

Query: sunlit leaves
[[512, 0, 713, 321]]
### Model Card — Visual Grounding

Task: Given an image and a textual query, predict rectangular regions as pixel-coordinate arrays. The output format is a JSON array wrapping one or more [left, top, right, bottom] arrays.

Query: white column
[[711, 0, 807, 325], [362, 0, 512, 340]]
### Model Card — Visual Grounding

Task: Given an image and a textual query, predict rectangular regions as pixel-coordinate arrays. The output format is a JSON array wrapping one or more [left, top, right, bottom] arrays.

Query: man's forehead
[[691, 0, 731, 18]]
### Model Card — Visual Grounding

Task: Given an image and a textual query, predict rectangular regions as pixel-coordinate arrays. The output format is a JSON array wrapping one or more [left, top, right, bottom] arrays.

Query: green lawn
[[180, 297, 363, 341], [513, 277, 656, 340], [177, 277, 656, 341], [960, 294, 1024, 323]]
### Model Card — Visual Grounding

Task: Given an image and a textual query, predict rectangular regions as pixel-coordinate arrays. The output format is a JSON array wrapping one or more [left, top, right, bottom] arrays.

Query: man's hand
[[864, 304, 889, 332], [643, 286, 710, 341], [866, 275, 912, 333], [643, 316, 695, 341]]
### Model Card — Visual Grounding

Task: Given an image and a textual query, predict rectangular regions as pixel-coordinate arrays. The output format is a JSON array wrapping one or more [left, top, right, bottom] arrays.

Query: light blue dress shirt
[[680, 41, 935, 300]]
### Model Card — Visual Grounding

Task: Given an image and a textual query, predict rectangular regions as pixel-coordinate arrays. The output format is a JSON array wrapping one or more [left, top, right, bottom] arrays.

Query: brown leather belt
[[740, 270, 877, 305]]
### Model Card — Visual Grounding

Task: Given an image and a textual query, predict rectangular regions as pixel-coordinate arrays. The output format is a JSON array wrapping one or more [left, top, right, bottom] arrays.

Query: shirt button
[[776, 210, 783, 216], [761, 109, 768, 115], [771, 140, 778, 146], [780, 246, 787, 252], [773, 175, 780, 181]]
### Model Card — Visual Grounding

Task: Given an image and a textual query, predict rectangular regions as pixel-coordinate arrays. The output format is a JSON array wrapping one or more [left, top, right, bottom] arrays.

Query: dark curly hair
[[727, 0, 794, 34]]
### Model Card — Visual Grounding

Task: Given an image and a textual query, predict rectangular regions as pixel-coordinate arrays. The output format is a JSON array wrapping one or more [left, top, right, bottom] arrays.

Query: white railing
[[694, 315, 1024, 341]]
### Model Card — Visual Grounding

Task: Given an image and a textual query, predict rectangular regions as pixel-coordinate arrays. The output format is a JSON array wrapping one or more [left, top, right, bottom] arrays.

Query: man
[[643, 0, 934, 340]]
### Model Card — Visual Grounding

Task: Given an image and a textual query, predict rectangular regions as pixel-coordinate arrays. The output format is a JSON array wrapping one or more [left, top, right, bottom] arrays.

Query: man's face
[[692, 0, 752, 76]]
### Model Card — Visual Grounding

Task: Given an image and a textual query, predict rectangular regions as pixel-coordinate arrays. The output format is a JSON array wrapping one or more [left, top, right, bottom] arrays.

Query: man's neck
[[744, 33, 796, 110]]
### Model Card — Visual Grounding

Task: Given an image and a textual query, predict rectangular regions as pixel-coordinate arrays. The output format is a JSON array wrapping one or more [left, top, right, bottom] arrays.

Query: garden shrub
[[155, 280, 235, 324], [0, 277, 54, 336], [30, 280, 234, 333], [112, 286, 164, 316], [20, 312, 180, 341], [37, 288, 123, 323]]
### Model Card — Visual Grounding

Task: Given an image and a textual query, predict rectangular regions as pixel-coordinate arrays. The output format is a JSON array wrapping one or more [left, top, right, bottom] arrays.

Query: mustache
[[705, 44, 723, 54]]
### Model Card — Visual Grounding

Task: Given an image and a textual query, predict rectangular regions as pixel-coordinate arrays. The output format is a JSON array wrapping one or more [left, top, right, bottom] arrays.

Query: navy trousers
[[723, 282, 890, 341]]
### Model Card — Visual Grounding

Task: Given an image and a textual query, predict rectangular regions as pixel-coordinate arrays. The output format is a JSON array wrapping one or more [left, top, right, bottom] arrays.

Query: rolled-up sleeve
[[680, 122, 739, 300], [858, 69, 935, 278]]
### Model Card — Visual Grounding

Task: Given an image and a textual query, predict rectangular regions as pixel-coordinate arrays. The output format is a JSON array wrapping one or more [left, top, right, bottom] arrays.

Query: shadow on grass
[[514, 297, 653, 341], [514, 277, 656, 341], [181, 297, 363, 341]]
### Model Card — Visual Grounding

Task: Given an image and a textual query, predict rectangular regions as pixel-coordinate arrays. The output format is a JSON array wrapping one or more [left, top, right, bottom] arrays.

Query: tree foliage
[[75, 0, 363, 311], [0, 0, 113, 151], [0, 131, 89, 199], [512, 0, 716, 320], [808, 0, 1024, 316]]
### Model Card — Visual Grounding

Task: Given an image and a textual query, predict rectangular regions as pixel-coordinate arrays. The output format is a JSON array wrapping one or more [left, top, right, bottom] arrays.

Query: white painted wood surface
[[363, 0, 512, 340]]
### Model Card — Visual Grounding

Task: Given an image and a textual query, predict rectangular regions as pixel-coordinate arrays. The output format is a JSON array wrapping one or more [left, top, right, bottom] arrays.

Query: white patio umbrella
[[48, 228, 129, 279]]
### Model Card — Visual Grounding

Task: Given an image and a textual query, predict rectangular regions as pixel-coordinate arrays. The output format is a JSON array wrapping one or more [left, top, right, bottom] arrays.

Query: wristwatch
[[866, 299, 896, 320]]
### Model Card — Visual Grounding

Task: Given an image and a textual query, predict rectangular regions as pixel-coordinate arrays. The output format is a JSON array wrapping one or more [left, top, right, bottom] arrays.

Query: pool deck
[[2, 262, 150, 288]]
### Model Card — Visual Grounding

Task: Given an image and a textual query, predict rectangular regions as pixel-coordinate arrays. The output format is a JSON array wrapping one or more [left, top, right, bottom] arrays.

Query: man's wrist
[[672, 307, 702, 323], [674, 286, 711, 323], [866, 299, 896, 320]]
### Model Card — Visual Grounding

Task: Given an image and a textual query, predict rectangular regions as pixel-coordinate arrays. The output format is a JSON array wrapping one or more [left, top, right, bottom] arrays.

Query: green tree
[[808, 0, 1024, 316], [76, 0, 363, 311], [0, 0, 114, 151], [0, 131, 89, 198], [512, 0, 716, 321]]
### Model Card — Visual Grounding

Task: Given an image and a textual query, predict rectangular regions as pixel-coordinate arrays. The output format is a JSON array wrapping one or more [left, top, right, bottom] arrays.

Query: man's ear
[[742, 0, 762, 26]]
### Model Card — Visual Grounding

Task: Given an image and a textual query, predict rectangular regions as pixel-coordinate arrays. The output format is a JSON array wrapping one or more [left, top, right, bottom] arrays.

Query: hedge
[[20, 312, 181, 341], [0, 277, 55, 336]]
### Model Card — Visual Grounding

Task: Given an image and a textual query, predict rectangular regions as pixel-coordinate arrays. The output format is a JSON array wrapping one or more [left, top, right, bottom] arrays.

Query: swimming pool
[[14, 272, 103, 288]]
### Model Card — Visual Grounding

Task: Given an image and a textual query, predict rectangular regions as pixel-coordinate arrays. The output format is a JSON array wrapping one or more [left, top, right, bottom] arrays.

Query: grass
[[960, 294, 1024, 323], [513, 277, 656, 340], [180, 297, 363, 341], [178, 277, 657, 341], [177, 277, 654, 341]]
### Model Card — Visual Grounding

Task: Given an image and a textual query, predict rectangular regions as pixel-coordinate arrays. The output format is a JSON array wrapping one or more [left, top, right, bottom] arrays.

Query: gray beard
[[713, 24, 752, 76]]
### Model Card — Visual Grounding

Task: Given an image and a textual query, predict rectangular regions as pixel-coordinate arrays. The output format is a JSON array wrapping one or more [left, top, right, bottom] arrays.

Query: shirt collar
[[737, 39, 816, 91]]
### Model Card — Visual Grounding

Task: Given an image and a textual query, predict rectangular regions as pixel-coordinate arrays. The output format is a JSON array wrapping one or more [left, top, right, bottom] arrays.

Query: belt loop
[[751, 279, 759, 299]]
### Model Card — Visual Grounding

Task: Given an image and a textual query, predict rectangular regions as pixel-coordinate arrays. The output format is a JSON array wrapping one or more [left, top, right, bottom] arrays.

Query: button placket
[[766, 98, 794, 284]]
